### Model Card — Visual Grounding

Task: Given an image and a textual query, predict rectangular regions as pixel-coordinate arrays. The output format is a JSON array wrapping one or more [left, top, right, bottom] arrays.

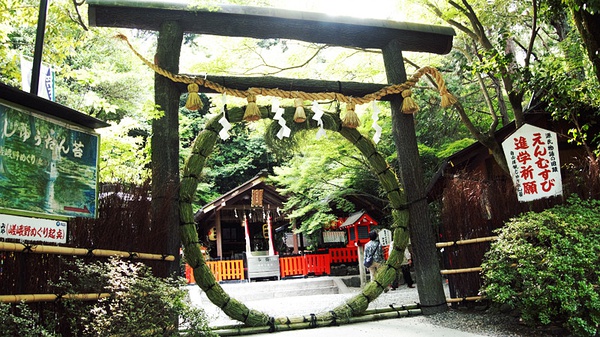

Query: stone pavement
[[187, 276, 423, 327], [187, 277, 491, 336]]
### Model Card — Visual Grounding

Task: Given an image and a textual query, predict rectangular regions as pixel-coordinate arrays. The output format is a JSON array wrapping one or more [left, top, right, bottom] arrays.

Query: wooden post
[[357, 244, 367, 288], [292, 219, 299, 254], [382, 39, 448, 315], [153, 20, 183, 276], [216, 210, 223, 258]]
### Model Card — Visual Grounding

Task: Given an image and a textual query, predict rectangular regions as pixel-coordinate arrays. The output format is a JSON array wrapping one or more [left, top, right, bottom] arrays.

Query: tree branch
[[243, 44, 329, 76], [71, 0, 88, 31]]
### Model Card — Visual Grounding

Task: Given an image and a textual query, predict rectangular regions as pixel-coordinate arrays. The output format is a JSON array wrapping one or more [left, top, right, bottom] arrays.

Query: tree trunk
[[153, 21, 183, 277], [571, 8, 600, 84], [382, 39, 447, 315]]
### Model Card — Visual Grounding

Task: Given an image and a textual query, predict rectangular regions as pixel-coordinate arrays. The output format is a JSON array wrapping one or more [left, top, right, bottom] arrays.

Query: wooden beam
[[175, 74, 396, 100], [88, 1, 454, 54]]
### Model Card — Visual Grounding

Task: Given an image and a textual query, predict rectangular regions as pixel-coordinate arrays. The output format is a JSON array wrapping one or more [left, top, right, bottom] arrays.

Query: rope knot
[[185, 83, 203, 111], [243, 93, 261, 121], [293, 98, 306, 123], [342, 101, 360, 128], [401, 89, 419, 114]]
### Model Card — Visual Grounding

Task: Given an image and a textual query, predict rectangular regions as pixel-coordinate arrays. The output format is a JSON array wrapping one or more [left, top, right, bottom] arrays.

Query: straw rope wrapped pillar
[[382, 39, 447, 314], [180, 109, 272, 326]]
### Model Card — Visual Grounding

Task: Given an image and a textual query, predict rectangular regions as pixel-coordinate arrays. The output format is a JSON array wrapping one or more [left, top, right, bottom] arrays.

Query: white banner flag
[[20, 55, 55, 101]]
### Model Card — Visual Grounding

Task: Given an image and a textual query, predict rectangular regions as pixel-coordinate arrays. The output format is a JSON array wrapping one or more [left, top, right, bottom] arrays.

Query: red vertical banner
[[243, 213, 251, 254], [267, 214, 275, 255]]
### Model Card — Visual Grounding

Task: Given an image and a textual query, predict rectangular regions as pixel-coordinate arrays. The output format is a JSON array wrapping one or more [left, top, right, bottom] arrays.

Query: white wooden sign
[[502, 123, 562, 202], [0, 213, 67, 243]]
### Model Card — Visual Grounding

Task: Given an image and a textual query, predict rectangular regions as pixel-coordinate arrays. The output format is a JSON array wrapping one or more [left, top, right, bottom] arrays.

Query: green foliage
[[481, 196, 600, 336], [437, 138, 477, 159], [0, 302, 60, 337], [204, 120, 279, 194], [269, 110, 387, 234], [42, 257, 215, 336], [98, 117, 151, 184], [529, 32, 600, 154]]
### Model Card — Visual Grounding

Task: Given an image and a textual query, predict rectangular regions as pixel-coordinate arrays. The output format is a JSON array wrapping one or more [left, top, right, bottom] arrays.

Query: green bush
[[80, 258, 216, 336], [0, 302, 60, 337], [1, 257, 216, 336], [481, 195, 600, 336]]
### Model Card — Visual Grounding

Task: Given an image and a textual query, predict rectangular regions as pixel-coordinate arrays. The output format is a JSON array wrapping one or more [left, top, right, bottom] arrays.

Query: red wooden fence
[[279, 255, 308, 278], [186, 246, 371, 283], [186, 260, 245, 283], [305, 254, 331, 276], [329, 247, 358, 263]]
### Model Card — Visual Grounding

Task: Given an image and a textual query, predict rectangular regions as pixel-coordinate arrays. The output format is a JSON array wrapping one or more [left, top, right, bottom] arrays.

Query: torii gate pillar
[[383, 40, 447, 314], [153, 20, 183, 277]]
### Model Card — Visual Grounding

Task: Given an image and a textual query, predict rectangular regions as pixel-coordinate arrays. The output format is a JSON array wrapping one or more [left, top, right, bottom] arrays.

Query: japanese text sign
[[0, 100, 99, 219], [0, 214, 67, 244], [502, 124, 562, 202]]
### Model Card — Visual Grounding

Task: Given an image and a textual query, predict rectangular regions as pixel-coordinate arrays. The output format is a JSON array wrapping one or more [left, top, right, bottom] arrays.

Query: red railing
[[279, 255, 308, 278], [185, 260, 245, 283], [329, 247, 358, 263], [186, 246, 374, 283], [279, 253, 331, 278], [305, 254, 331, 276]]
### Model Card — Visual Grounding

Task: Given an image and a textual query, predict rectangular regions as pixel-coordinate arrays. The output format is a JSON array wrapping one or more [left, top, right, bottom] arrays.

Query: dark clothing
[[364, 239, 384, 281], [401, 264, 414, 287]]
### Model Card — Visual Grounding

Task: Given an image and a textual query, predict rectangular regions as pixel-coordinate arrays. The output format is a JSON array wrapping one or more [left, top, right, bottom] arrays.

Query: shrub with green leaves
[[80, 258, 216, 336], [481, 195, 600, 337], [1, 257, 216, 336], [0, 302, 60, 337]]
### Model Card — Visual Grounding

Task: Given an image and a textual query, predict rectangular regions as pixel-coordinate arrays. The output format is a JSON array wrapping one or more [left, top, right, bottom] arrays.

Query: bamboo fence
[[0, 293, 111, 304], [0, 242, 175, 261]]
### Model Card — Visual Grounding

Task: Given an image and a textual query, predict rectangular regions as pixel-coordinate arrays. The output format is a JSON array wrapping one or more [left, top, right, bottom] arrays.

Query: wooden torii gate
[[88, 1, 455, 316]]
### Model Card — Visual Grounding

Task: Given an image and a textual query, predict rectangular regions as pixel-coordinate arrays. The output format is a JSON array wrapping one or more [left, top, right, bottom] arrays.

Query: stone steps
[[200, 276, 350, 302]]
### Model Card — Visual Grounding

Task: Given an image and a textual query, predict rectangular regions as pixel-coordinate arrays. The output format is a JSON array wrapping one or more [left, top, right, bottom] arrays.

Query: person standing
[[390, 242, 415, 289], [400, 247, 415, 288], [364, 230, 384, 281]]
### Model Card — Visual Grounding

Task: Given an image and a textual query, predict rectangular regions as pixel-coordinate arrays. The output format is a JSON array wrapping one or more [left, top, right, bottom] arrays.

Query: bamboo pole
[[440, 267, 483, 275], [0, 293, 111, 303], [0, 242, 175, 261], [445, 296, 484, 303], [436, 236, 499, 248], [210, 303, 423, 332], [212, 308, 423, 336]]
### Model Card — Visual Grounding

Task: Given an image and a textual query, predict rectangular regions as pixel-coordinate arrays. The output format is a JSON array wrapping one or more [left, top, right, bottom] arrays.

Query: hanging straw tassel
[[431, 67, 458, 108], [440, 88, 458, 108], [185, 83, 203, 111], [293, 98, 306, 123], [243, 94, 261, 121], [401, 89, 419, 114], [342, 102, 360, 128]]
